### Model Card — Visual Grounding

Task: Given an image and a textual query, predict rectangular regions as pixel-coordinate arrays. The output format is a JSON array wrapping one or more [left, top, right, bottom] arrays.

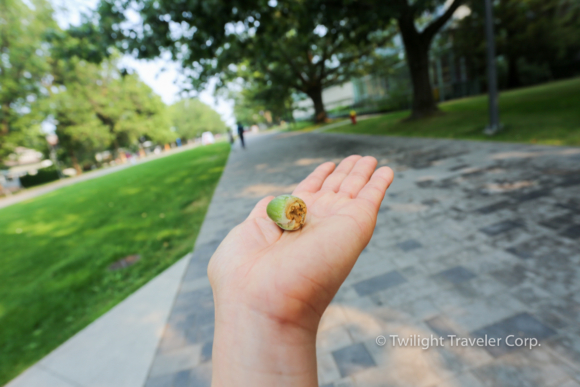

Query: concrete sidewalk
[[6, 255, 190, 387]]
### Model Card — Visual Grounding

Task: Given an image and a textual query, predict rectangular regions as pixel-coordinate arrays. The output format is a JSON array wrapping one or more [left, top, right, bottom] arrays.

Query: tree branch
[[421, 0, 464, 40]]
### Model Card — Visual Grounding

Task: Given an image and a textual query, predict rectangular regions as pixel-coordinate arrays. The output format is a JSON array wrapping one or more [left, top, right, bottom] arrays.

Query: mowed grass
[[329, 78, 580, 146], [0, 143, 230, 384]]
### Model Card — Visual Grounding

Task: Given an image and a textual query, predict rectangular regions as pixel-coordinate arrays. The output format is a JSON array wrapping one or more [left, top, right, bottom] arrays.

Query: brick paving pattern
[[144, 132, 580, 387]]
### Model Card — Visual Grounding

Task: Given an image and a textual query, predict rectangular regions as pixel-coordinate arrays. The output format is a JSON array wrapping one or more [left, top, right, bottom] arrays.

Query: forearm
[[211, 303, 319, 387]]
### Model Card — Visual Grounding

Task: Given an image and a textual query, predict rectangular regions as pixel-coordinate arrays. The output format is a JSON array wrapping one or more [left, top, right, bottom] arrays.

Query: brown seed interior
[[286, 199, 307, 227]]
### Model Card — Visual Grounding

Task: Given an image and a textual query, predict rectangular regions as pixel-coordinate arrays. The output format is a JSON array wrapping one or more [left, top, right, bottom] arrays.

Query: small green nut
[[266, 195, 307, 231]]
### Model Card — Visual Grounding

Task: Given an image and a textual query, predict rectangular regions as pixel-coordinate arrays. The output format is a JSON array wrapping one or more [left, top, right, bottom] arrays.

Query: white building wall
[[293, 82, 355, 119]]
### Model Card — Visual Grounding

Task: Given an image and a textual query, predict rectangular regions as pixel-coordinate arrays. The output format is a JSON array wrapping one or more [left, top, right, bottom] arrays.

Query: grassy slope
[[0, 143, 230, 384], [329, 78, 580, 146]]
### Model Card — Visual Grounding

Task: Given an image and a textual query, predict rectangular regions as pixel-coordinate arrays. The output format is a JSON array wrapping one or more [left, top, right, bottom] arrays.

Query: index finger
[[293, 161, 335, 195]]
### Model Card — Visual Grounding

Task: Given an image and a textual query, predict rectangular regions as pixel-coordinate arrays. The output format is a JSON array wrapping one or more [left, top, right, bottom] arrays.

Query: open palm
[[208, 155, 394, 332]]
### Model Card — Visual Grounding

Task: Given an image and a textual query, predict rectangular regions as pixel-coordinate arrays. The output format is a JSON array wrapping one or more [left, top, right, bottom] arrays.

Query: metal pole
[[484, 0, 500, 135]]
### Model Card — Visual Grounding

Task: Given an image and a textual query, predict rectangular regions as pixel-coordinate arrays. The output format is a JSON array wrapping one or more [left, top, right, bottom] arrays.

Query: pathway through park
[[145, 131, 580, 387]]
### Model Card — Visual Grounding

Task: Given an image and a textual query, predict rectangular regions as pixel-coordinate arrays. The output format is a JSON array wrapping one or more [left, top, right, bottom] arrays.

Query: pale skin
[[208, 155, 394, 386]]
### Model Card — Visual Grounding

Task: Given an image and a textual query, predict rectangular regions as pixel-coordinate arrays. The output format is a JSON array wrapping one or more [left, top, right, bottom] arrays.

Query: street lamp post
[[484, 0, 501, 135]]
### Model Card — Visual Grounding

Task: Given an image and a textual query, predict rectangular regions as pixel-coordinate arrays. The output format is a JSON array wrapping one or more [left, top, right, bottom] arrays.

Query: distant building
[[1, 147, 53, 192], [293, 82, 356, 119]]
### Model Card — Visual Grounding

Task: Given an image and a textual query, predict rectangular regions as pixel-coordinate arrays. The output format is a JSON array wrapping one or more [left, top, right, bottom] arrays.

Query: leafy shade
[[0, 0, 55, 163], [169, 99, 227, 140]]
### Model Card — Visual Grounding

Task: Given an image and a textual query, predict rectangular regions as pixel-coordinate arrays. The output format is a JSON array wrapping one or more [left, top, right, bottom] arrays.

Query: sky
[[49, 0, 236, 127]]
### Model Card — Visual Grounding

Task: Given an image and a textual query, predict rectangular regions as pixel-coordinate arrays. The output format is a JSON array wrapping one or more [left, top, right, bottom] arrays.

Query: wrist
[[211, 302, 319, 387]]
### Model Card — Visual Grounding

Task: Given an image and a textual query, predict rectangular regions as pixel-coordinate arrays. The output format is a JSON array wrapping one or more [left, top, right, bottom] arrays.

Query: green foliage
[[97, 0, 397, 121], [19, 166, 60, 188], [169, 99, 227, 139], [0, 143, 230, 385], [231, 78, 293, 126], [50, 57, 174, 170], [453, 0, 580, 89], [329, 78, 580, 146], [0, 0, 55, 161], [46, 17, 114, 67]]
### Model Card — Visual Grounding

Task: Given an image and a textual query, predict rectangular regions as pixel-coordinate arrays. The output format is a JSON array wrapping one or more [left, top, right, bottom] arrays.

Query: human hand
[[208, 156, 393, 387]]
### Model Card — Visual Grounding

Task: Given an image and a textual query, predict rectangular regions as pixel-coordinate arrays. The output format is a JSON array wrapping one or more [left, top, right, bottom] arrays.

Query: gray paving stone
[[396, 238, 423, 251], [200, 341, 213, 363], [561, 224, 580, 239], [511, 188, 551, 203], [479, 220, 523, 236], [505, 246, 534, 259], [472, 347, 570, 387], [475, 200, 513, 214], [144, 374, 173, 387], [332, 343, 376, 378], [539, 213, 575, 230], [144, 133, 580, 386], [425, 315, 459, 337], [173, 370, 191, 387], [471, 312, 557, 357], [560, 176, 580, 187], [435, 266, 476, 284], [352, 270, 407, 296], [189, 363, 213, 387], [185, 324, 215, 346]]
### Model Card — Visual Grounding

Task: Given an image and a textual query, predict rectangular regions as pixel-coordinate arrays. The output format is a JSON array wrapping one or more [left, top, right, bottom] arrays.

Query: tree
[[0, 0, 55, 164], [352, 0, 465, 118], [453, 0, 580, 89], [169, 99, 227, 140], [51, 87, 112, 174], [230, 72, 294, 126], [96, 0, 396, 123], [51, 57, 174, 173]]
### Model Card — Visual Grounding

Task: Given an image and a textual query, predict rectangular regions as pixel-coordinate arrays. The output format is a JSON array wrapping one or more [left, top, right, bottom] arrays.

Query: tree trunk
[[71, 153, 82, 176], [309, 88, 327, 124], [398, 19, 439, 119]]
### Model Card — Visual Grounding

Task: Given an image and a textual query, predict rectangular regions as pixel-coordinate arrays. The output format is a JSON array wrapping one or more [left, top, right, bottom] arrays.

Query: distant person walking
[[237, 122, 245, 149]]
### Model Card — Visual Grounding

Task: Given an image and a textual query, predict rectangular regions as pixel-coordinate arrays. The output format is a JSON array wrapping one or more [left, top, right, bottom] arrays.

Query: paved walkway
[[145, 132, 580, 387]]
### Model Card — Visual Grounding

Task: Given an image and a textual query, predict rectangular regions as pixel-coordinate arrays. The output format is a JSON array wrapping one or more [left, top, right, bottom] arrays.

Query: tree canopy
[[453, 0, 580, 89], [0, 0, 55, 163], [97, 0, 396, 122], [169, 99, 227, 140], [51, 56, 174, 173], [0, 0, 175, 174]]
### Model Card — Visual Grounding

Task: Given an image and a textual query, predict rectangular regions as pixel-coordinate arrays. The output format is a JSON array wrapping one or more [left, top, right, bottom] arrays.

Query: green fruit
[[266, 195, 307, 231]]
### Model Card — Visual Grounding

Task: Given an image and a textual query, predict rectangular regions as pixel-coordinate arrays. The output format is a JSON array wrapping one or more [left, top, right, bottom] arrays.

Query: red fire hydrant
[[350, 110, 357, 125]]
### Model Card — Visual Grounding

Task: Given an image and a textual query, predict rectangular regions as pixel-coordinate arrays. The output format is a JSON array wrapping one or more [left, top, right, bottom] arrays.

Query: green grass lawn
[[277, 118, 348, 132], [0, 143, 230, 384], [329, 78, 580, 146]]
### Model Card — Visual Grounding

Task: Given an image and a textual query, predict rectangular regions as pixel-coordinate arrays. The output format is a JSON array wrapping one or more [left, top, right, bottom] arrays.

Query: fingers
[[320, 155, 362, 193], [356, 167, 394, 212], [338, 156, 378, 198], [246, 196, 275, 220], [293, 162, 335, 195]]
